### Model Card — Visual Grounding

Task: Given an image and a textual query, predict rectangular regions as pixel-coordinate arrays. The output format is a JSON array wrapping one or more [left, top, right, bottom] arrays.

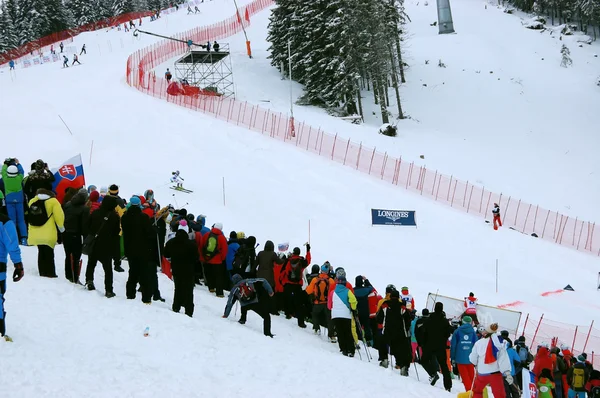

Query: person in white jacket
[[469, 323, 512, 398]]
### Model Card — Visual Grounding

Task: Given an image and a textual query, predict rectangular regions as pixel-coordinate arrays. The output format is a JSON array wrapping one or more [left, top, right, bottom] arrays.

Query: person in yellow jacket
[[27, 189, 65, 278], [328, 275, 358, 357]]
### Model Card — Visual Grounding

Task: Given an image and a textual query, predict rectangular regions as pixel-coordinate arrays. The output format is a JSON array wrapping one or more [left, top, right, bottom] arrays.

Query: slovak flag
[[522, 369, 538, 398], [51, 154, 86, 204]]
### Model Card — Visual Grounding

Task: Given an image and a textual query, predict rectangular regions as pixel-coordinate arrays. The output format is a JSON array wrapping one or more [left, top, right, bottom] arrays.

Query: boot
[[429, 373, 440, 386], [264, 333, 275, 338], [238, 319, 246, 325], [153, 295, 165, 302], [379, 359, 389, 368], [400, 366, 409, 376], [105, 291, 116, 298], [86, 281, 96, 291], [329, 336, 337, 343], [114, 265, 125, 272]]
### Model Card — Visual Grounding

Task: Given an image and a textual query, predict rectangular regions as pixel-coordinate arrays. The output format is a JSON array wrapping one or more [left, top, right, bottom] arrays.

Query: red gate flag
[[51, 154, 86, 203]]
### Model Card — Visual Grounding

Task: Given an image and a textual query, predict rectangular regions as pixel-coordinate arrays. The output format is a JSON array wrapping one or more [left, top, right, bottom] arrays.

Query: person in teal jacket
[[1, 159, 27, 245], [450, 315, 477, 391]]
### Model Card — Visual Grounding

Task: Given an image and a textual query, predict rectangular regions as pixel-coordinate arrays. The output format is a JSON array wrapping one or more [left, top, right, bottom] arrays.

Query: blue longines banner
[[371, 209, 417, 226]]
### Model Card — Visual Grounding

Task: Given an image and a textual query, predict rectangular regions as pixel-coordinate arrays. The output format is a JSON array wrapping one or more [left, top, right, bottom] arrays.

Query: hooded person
[[421, 302, 453, 391], [306, 264, 320, 285], [223, 273, 275, 337], [255, 240, 285, 296], [23, 160, 55, 201], [566, 355, 590, 398], [1, 159, 27, 244], [121, 196, 156, 303], [469, 323, 512, 398], [87, 191, 101, 213], [196, 215, 210, 236], [533, 344, 555, 381], [107, 184, 125, 273], [27, 189, 65, 278], [306, 264, 336, 342], [164, 227, 198, 316], [233, 235, 257, 279], [279, 244, 311, 328], [199, 222, 228, 297], [0, 212, 24, 339], [224, 231, 240, 285], [62, 189, 89, 283], [450, 315, 477, 392], [85, 195, 121, 297], [328, 275, 357, 357], [354, 275, 375, 345], [376, 289, 413, 375]]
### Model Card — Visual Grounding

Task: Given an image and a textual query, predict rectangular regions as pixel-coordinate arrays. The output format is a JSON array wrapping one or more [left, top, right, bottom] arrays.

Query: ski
[[170, 186, 193, 193]]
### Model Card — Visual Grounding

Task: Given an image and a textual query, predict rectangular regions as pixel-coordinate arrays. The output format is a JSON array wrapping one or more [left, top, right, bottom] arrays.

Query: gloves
[[306, 243, 311, 252], [13, 263, 24, 282], [504, 373, 513, 385], [452, 364, 459, 376]]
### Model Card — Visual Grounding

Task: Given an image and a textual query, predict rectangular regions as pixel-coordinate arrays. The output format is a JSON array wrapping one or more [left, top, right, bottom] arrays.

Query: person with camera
[[2, 158, 28, 245], [23, 159, 55, 203]]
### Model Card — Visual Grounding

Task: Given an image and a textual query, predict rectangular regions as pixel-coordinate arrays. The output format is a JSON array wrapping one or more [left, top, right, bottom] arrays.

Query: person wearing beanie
[[306, 264, 320, 285], [537, 368, 556, 398], [328, 275, 357, 357], [87, 190, 101, 213], [450, 315, 477, 391], [353, 275, 375, 346], [2, 159, 28, 245], [121, 194, 156, 303], [567, 354, 590, 397], [462, 292, 479, 325], [85, 195, 121, 297], [255, 240, 286, 315], [223, 273, 275, 337], [469, 323, 512, 398], [224, 231, 240, 287], [305, 264, 336, 342], [199, 221, 228, 297], [279, 243, 311, 328], [87, 185, 97, 194], [421, 301, 453, 391], [62, 188, 89, 283], [376, 289, 413, 376], [164, 225, 199, 316], [27, 189, 65, 278]]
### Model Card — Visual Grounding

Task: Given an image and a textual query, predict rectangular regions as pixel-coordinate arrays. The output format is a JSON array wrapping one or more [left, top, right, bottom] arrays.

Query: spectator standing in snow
[[225, 231, 240, 282], [306, 265, 336, 341], [72, 54, 81, 66], [422, 302, 453, 391], [1, 158, 27, 244], [9, 60, 15, 70], [27, 189, 65, 278], [280, 244, 311, 328], [328, 274, 357, 357], [255, 240, 285, 315], [353, 276, 375, 345], [60, 42, 64, 53], [62, 188, 89, 283], [469, 323, 512, 398], [23, 159, 55, 203], [493, 203, 502, 230], [450, 315, 477, 392], [376, 289, 413, 375], [85, 195, 121, 298], [223, 274, 275, 337], [0, 213, 24, 339], [567, 355, 590, 398], [199, 222, 228, 297], [164, 224, 198, 316], [80, 44, 86, 55]]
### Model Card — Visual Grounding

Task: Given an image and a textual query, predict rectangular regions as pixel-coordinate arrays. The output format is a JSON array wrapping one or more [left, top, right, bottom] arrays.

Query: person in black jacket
[[422, 301, 453, 391], [223, 274, 275, 337], [377, 290, 413, 375], [121, 196, 155, 303], [234, 235, 257, 278], [23, 160, 55, 201], [62, 189, 89, 283], [85, 195, 121, 297], [164, 228, 198, 316]]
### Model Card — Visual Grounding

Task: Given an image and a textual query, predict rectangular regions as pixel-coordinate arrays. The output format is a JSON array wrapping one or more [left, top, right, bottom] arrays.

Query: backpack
[[203, 232, 220, 260], [314, 278, 329, 302], [591, 386, 600, 398], [237, 281, 256, 302], [517, 345, 533, 364], [288, 260, 302, 283], [232, 245, 251, 273], [572, 364, 586, 390], [28, 199, 50, 227]]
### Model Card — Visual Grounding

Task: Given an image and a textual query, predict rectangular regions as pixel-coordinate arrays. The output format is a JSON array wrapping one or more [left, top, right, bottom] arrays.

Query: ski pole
[[413, 361, 420, 381]]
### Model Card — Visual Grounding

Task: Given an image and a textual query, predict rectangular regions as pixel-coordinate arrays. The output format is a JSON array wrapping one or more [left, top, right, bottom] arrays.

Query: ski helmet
[[385, 284, 397, 294], [335, 267, 346, 280]]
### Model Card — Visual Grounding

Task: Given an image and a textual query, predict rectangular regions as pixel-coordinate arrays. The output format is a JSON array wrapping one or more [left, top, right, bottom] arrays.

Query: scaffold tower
[[174, 43, 234, 98]]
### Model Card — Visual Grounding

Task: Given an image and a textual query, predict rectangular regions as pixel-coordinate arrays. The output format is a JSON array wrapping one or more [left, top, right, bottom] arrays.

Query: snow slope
[[219, 0, 600, 222], [0, 0, 598, 396]]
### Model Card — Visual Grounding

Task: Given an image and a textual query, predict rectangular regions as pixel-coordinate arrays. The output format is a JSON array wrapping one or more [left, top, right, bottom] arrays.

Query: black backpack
[[591, 386, 600, 398], [232, 245, 251, 273], [28, 198, 50, 227], [288, 259, 302, 282]]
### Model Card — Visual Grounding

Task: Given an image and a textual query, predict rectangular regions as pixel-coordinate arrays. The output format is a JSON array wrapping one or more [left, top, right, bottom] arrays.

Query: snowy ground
[[0, 0, 598, 396]]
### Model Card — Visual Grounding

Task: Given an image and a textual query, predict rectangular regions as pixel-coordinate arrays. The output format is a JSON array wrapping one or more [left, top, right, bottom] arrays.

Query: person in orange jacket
[[306, 264, 336, 341], [199, 222, 228, 297], [279, 244, 311, 328]]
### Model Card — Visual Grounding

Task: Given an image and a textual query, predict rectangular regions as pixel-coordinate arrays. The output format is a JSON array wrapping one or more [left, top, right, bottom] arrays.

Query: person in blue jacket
[[196, 215, 210, 236], [450, 315, 478, 391], [9, 60, 15, 70], [225, 231, 240, 273], [0, 212, 24, 340]]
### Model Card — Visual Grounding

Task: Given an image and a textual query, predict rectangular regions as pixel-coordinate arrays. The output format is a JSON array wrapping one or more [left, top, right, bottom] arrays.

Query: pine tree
[[560, 44, 572, 67], [0, 1, 19, 52]]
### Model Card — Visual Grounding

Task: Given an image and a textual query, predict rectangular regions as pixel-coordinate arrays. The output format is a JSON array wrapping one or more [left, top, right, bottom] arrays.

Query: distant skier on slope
[[60, 42, 64, 53], [72, 54, 81, 66], [63, 55, 69, 68], [492, 203, 502, 230], [8, 60, 15, 70], [80, 44, 86, 55], [0, 212, 24, 341]]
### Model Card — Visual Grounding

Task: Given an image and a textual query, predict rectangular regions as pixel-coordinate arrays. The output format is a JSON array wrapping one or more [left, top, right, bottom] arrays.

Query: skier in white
[[171, 170, 184, 189]]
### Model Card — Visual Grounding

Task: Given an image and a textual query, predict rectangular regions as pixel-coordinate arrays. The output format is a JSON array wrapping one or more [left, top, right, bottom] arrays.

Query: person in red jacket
[[199, 222, 228, 297], [279, 244, 311, 328], [533, 344, 555, 381], [87, 190, 101, 213]]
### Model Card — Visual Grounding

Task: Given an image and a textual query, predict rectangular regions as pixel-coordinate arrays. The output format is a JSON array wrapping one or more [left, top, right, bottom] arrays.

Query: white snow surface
[[0, 0, 598, 396]]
